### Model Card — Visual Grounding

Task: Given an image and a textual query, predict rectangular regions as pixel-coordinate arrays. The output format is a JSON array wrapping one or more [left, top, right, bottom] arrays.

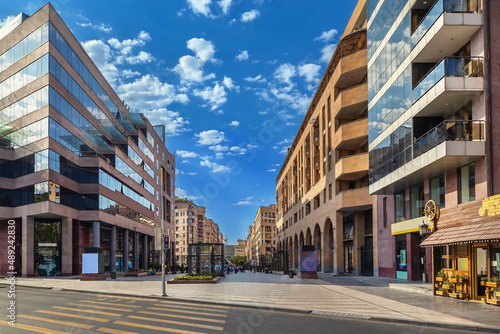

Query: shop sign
[[479, 194, 500, 216]]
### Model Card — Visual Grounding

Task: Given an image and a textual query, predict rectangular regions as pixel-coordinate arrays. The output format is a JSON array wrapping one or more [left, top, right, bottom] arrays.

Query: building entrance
[[473, 245, 487, 300]]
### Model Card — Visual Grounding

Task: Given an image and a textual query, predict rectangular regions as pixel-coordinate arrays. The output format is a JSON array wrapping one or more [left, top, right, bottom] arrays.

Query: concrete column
[[134, 231, 139, 271], [321, 225, 333, 273], [333, 211, 343, 275], [61, 217, 73, 276], [92, 221, 100, 248], [110, 226, 116, 273], [123, 229, 129, 271], [353, 212, 365, 275], [143, 234, 148, 270], [21, 216, 34, 277]]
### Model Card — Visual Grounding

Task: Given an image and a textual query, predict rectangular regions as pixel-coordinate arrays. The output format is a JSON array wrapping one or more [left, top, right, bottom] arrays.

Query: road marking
[[114, 321, 207, 334], [0, 320, 67, 334], [35, 310, 110, 322], [147, 307, 226, 318], [128, 315, 224, 331], [78, 300, 141, 308], [66, 302, 134, 312], [152, 303, 228, 314], [18, 315, 94, 330], [138, 311, 225, 324], [97, 327, 140, 334], [157, 301, 229, 309], [52, 306, 122, 317]]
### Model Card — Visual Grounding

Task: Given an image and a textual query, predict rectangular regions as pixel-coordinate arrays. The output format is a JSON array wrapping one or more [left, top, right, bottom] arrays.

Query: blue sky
[[1, 0, 357, 244]]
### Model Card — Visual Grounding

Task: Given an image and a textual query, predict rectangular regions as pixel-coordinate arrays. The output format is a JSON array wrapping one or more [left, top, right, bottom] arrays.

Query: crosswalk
[[0, 295, 229, 334]]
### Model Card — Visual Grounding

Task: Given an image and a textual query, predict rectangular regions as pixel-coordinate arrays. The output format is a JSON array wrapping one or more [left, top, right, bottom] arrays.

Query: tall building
[[247, 205, 277, 265], [0, 4, 176, 277], [174, 199, 223, 266], [368, 0, 500, 300], [275, 0, 375, 275], [234, 239, 247, 257]]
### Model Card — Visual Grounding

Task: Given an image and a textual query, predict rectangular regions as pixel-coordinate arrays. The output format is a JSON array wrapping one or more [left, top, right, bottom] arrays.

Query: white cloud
[[122, 69, 140, 78], [187, 0, 212, 17], [267, 169, 277, 172], [77, 22, 113, 33], [235, 50, 249, 61], [176, 187, 202, 201], [187, 38, 216, 62], [124, 50, 154, 65], [200, 159, 231, 173], [139, 108, 190, 136], [229, 121, 239, 127], [234, 196, 254, 206], [314, 29, 338, 43], [209, 145, 229, 152], [244, 75, 266, 83], [241, 10, 260, 22], [108, 31, 151, 56], [321, 44, 336, 63], [81, 39, 119, 84], [228, 146, 247, 156], [195, 130, 226, 145], [193, 82, 227, 110], [173, 55, 216, 83], [0, 15, 15, 30], [218, 0, 232, 14], [298, 63, 322, 83], [177, 150, 199, 158], [274, 63, 296, 85], [223, 76, 239, 91]]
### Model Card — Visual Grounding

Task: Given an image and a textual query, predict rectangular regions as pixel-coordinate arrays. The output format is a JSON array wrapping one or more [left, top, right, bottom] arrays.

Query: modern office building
[[174, 199, 223, 266], [367, 0, 500, 301], [0, 4, 176, 277], [275, 0, 375, 275], [247, 205, 277, 266]]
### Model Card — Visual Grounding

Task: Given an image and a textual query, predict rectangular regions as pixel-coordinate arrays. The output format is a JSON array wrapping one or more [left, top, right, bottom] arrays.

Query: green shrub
[[173, 274, 215, 281], [437, 271, 445, 277]]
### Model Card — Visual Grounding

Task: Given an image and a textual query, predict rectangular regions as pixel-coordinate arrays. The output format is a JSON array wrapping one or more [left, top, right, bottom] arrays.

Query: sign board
[[299, 245, 317, 272], [82, 253, 99, 274]]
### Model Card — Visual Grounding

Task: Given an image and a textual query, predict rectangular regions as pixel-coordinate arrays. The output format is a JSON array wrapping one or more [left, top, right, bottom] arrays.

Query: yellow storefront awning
[[420, 221, 500, 247]]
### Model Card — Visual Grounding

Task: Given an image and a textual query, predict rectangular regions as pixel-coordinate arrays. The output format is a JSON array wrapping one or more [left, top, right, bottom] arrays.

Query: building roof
[[420, 221, 500, 247]]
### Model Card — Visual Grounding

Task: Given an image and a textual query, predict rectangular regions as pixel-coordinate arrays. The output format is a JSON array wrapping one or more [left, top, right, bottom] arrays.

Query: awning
[[420, 221, 500, 247]]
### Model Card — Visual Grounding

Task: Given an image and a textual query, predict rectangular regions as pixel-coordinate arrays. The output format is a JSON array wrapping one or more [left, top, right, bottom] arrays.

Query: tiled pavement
[[2, 272, 500, 332]]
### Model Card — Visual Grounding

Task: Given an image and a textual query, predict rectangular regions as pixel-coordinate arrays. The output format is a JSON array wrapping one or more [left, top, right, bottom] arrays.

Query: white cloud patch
[[187, 38, 217, 62], [223, 76, 239, 91], [195, 130, 226, 145], [187, 0, 213, 17], [77, 22, 113, 33], [176, 187, 202, 201], [244, 75, 266, 83], [234, 196, 254, 206], [241, 10, 260, 22], [218, 0, 232, 14], [314, 29, 338, 43], [274, 63, 296, 86], [200, 159, 231, 173], [174, 55, 216, 83], [108, 31, 152, 64], [139, 108, 190, 136], [177, 150, 199, 158], [298, 63, 321, 83], [320, 44, 336, 64], [193, 82, 227, 111], [229, 121, 239, 127], [267, 169, 277, 172], [0, 15, 16, 30], [236, 50, 249, 61]]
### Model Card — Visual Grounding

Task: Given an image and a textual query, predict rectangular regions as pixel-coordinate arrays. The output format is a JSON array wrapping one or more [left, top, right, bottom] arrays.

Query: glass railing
[[411, 0, 481, 49], [412, 57, 483, 104], [413, 120, 485, 157]]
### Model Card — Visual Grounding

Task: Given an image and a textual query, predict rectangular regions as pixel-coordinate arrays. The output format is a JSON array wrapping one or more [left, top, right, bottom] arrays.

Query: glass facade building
[[0, 4, 176, 277]]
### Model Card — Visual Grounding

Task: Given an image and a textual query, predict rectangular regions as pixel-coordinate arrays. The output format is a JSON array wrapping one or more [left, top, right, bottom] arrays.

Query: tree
[[231, 255, 247, 266]]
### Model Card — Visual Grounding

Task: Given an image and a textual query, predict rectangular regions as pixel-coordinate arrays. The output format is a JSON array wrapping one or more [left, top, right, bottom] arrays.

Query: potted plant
[[486, 277, 500, 288], [436, 287, 446, 296], [450, 274, 459, 283], [456, 289, 467, 300], [442, 280, 452, 290], [461, 274, 468, 281], [481, 276, 488, 286], [436, 270, 446, 282], [495, 287, 500, 300]]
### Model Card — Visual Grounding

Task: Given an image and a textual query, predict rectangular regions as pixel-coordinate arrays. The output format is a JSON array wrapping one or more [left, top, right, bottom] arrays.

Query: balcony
[[411, 0, 482, 63], [412, 57, 483, 118], [370, 122, 485, 195], [333, 118, 368, 150], [332, 30, 367, 88], [335, 82, 368, 119], [313, 128, 320, 144], [314, 154, 321, 170], [335, 152, 369, 181], [336, 187, 371, 211], [305, 165, 311, 180], [305, 145, 310, 157]]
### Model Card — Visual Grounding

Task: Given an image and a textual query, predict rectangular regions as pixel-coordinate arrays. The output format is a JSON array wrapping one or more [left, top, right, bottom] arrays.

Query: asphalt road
[[0, 287, 488, 334]]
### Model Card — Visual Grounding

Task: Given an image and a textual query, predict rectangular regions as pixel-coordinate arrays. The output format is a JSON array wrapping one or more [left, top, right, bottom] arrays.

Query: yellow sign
[[478, 194, 500, 217]]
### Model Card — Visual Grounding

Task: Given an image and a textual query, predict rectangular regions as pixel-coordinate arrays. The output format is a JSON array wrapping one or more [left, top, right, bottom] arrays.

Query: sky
[[0, 0, 357, 244]]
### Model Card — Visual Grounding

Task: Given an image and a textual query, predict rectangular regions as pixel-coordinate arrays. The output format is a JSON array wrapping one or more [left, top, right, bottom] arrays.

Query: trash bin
[[110, 272, 116, 279], [289, 270, 294, 278]]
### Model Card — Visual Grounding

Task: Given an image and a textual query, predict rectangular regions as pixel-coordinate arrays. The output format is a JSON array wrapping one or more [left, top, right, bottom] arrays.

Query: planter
[[448, 292, 456, 298], [481, 281, 487, 286], [435, 277, 444, 282], [450, 278, 458, 283], [442, 284, 452, 290], [486, 282, 500, 288], [495, 291, 500, 300], [435, 290, 447, 296], [456, 293, 467, 300]]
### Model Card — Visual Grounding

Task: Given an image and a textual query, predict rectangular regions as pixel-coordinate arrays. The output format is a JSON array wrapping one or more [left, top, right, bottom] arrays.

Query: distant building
[[246, 205, 277, 265], [234, 239, 247, 257], [0, 4, 176, 277]]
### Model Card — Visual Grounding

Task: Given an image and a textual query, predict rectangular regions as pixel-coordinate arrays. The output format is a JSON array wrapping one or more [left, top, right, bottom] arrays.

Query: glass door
[[473, 245, 487, 300]]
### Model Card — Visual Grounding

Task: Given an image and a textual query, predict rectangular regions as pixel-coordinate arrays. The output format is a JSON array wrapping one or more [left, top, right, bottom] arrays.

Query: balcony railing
[[413, 120, 484, 157], [411, 0, 482, 49], [412, 57, 483, 105]]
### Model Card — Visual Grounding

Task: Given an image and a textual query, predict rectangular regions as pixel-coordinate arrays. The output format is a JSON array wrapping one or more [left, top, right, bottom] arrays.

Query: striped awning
[[420, 221, 500, 247]]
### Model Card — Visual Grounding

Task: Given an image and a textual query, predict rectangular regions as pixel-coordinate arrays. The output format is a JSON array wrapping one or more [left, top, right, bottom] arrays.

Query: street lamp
[[419, 220, 429, 238]]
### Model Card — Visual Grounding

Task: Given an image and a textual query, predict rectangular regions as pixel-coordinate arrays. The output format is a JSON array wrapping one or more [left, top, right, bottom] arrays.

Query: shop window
[[394, 191, 405, 222], [458, 163, 475, 204], [492, 245, 500, 278], [430, 175, 445, 208], [410, 183, 424, 218], [441, 245, 453, 269], [395, 234, 407, 279]]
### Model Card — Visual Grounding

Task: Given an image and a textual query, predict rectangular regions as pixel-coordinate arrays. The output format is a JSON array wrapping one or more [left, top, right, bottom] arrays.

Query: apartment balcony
[[333, 30, 367, 88], [305, 165, 311, 180], [336, 187, 371, 212], [314, 154, 321, 170], [335, 82, 368, 119], [411, 57, 483, 118], [305, 145, 310, 157], [335, 152, 369, 181], [333, 118, 368, 150], [293, 165, 297, 175], [370, 120, 485, 195], [411, 0, 482, 63]]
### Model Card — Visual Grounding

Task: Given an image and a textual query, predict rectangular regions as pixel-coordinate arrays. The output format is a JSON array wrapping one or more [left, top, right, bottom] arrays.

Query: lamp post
[[161, 168, 166, 297]]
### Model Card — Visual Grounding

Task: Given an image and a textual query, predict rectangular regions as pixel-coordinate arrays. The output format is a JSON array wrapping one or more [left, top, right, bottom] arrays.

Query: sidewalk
[[2, 272, 500, 332]]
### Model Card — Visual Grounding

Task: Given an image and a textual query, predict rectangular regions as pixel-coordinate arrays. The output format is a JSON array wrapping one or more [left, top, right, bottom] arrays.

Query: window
[[305, 202, 311, 215], [394, 191, 405, 222], [410, 183, 424, 218], [383, 197, 387, 228], [329, 183, 332, 200], [430, 175, 445, 208], [441, 245, 453, 269], [323, 188, 327, 204], [458, 163, 475, 204]]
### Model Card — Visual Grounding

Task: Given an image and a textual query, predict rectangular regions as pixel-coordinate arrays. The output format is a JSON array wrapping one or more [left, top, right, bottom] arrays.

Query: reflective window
[[0, 86, 48, 124], [139, 137, 154, 162], [458, 163, 475, 204], [99, 195, 154, 227], [115, 156, 155, 195], [0, 54, 48, 100], [49, 118, 94, 156], [99, 169, 154, 210], [0, 117, 48, 149]]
